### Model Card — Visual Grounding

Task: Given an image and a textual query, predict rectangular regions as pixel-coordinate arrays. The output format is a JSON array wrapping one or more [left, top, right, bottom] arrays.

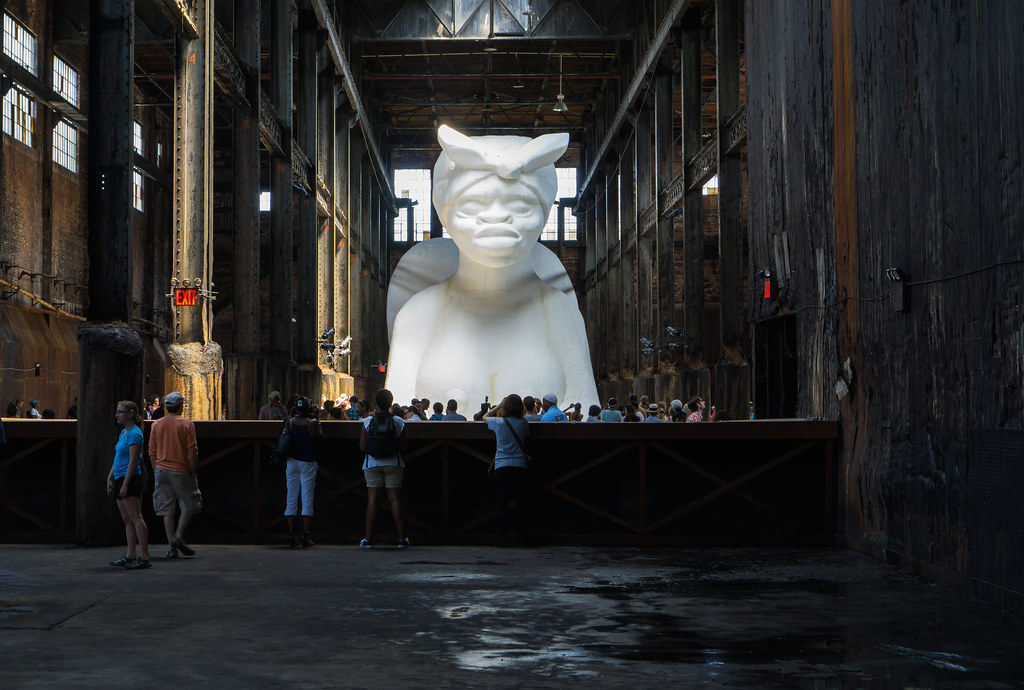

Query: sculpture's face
[[444, 176, 546, 268]]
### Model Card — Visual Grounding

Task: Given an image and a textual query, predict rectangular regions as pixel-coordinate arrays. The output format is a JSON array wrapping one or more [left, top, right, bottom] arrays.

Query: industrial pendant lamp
[[553, 54, 569, 113]]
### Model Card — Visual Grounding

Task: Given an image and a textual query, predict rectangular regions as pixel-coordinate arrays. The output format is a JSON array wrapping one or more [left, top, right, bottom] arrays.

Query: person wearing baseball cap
[[258, 391, 287, 420], [599, 398, 623, 423], [149, 391, 201, 558], [540, 394, 568, 422]]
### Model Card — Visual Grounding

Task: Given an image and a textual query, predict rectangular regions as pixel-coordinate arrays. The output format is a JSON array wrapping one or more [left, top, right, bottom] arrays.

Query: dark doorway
[[754, 315, 799, 418]]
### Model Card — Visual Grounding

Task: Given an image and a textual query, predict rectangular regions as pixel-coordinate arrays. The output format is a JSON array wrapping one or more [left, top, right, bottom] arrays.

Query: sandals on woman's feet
[[125, 558, 152, 570], [110, 554, 136, 567]]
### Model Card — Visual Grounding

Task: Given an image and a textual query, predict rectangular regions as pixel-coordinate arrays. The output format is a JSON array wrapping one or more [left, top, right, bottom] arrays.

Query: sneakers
[[359, 538, 373, 549], [171, 541, 196, 557], [110, 555, 151, 569], [397, 537, 410, 549]]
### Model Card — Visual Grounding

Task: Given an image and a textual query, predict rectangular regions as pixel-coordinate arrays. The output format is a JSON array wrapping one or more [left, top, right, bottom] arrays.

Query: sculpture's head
[[433, 125, 569, 268]]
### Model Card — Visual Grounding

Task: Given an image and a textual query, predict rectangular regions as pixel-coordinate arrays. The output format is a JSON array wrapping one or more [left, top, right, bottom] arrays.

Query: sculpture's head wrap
[[432, 125, 569, 214]]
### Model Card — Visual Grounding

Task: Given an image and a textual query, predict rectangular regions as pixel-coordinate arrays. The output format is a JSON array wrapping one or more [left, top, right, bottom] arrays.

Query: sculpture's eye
[[454, 199, 486, 216], [506, 199, 534, 215]]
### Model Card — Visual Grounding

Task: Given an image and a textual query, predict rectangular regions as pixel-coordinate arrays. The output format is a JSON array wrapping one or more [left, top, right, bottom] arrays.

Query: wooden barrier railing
[[0, 419, 838, 546]]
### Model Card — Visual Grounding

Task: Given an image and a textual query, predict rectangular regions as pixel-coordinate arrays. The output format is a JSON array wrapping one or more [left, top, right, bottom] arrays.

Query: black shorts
[[112, 474, 143, 498]]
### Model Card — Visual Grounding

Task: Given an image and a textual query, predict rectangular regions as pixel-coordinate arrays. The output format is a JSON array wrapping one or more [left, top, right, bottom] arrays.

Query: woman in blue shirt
[[106, 400, 151, 569], [483, 394, 531, 546]]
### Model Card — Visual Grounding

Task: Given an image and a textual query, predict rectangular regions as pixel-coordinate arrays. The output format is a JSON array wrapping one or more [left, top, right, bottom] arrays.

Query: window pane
[[2, 83, 36, 147], [53, 55, 79, 106], [393, 169, 432, 242], [133, 121, 143, 156], [53, 118, 77, 172], [133, 169, 144, 211], [542, 167, 577, 241], [3, 12, 38, 75]]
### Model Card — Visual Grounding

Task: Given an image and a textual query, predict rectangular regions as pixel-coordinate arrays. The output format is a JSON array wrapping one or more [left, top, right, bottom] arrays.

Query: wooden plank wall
[[746, 0, 1024, 604]]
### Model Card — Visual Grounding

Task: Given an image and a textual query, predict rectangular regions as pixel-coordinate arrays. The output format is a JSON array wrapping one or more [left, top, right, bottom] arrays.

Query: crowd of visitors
[[8, 383, 736, 567]]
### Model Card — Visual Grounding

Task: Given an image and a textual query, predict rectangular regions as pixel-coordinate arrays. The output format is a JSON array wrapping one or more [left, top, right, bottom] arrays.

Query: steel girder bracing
[[346, 0, 637, 41]]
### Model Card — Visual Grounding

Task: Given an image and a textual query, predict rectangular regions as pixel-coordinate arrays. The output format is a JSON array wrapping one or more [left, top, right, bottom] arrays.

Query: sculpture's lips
[[474, 227, 520, 239]]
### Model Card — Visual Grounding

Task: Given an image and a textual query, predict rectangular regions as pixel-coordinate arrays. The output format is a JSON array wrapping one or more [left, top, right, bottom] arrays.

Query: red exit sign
[[174, 288, 198, 306]]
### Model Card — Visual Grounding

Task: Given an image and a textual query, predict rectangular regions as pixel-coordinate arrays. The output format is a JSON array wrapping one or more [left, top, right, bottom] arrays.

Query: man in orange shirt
[[149, 391, 201, 558]]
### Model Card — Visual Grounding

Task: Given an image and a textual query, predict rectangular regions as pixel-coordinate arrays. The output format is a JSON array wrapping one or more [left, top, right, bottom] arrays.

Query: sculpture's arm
[[547, 295, 600, 409], [384, 301, 433, 403]]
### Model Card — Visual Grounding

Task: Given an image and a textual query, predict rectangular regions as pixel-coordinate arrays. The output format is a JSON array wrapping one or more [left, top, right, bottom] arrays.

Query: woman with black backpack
[[358, 388, 408, 549]]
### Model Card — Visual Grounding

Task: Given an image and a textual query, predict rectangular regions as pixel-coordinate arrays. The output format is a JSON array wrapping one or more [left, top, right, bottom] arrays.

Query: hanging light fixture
[[553, 54, 569, 113]]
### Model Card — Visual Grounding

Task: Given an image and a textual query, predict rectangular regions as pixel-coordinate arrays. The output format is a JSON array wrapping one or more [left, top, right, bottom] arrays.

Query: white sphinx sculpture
[[384, 125, 599, 415]]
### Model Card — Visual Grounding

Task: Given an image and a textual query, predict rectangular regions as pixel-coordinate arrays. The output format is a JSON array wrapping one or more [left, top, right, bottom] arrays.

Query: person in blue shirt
[[428, 402, 446, 420], [539, 393, 568, 422], [442, 399, 468, 421], [106, 400, 151, 569], [483, 394, 530, 545]]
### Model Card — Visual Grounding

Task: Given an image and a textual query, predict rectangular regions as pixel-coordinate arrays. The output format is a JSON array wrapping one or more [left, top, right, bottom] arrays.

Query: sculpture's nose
[[477, 202, 511, 223]]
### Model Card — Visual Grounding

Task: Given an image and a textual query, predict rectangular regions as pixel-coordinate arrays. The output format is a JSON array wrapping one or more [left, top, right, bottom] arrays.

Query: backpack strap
[[502, 416, 529, 460]]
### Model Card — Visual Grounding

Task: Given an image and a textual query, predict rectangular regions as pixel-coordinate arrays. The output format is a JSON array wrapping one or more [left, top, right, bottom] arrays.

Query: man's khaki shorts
[[364, 465, 404, 488], [153, 468, 202, 515]]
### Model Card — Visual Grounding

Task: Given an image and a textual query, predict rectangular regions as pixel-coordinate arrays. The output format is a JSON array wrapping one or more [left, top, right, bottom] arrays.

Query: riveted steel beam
[[576, 0, 690, 211], [309, 0, 397, 213]]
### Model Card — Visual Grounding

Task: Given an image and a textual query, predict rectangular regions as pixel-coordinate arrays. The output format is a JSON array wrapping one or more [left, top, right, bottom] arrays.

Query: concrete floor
[[1, 544, 1022, 689]]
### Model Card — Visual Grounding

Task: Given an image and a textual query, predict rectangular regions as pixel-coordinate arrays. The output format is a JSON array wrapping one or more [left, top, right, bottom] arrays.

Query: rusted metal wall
[[747, 0, 1024, 605]]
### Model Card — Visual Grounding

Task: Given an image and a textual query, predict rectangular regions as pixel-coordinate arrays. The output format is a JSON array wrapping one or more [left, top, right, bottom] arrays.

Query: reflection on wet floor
[[2, 545, 1023, 688], [405, 549, 1024, 688]]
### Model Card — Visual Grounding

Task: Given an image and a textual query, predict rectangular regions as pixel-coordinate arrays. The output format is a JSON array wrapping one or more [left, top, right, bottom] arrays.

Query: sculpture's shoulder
[[538, 281, 582, 312], [394, 282, 448, 322]]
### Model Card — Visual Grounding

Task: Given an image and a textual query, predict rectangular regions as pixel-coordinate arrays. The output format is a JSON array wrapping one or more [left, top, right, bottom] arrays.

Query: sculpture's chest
[[415, 304, 566, 400]]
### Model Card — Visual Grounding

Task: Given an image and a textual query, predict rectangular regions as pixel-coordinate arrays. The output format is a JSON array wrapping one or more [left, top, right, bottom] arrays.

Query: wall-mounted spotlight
[[34, 362, 42, 377], [666, 325, 683, 337], [639, 337, 654, 349], [886, 267, 910, 312]]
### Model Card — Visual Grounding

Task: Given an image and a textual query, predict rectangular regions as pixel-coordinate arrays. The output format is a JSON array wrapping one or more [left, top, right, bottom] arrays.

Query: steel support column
[[334, 102, 352, 382], [620, 139, 638, 380], [635, 105, 654, 382], [654, 68, 676, 376], [167, 0, 222, 420], [594, 170, 608, 381], [606, 161, 621, 381], [225, 0, 262, 419], [714, 0, 750, 419], [78, 0, 144, 544], [295, 11, 321, 401], [680, 14, 710, 400], [269, 0, 295, 393]]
